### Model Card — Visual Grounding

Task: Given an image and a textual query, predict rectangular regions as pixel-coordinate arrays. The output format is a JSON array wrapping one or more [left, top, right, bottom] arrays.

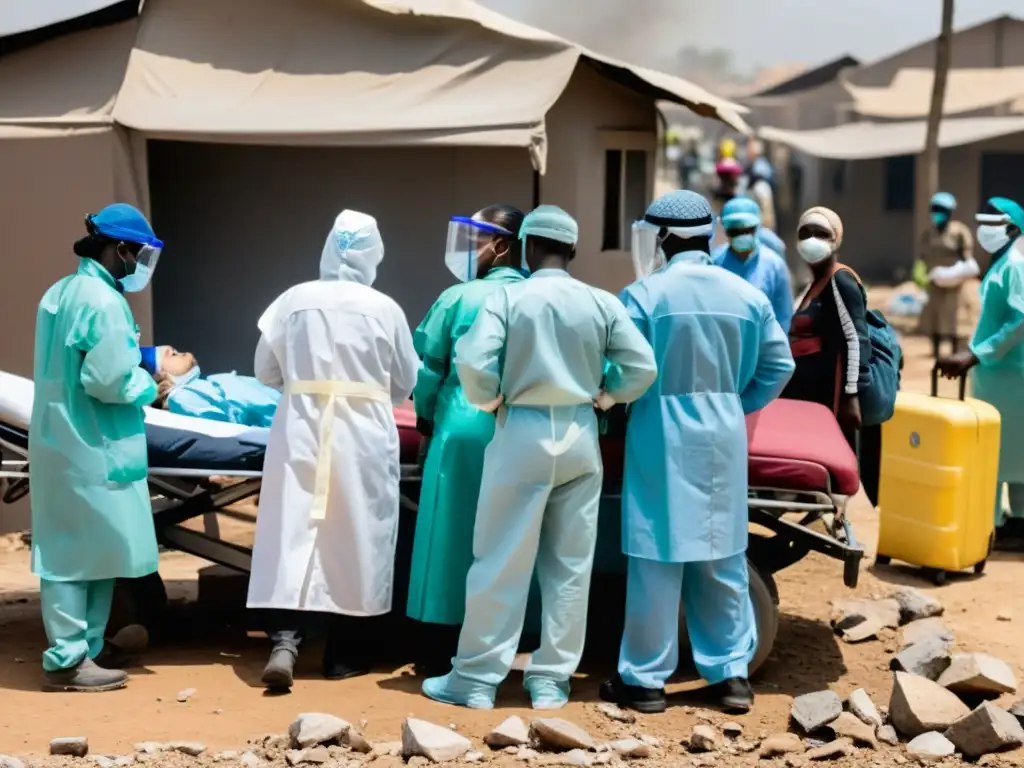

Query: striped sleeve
[[829, 270, 871, 395]]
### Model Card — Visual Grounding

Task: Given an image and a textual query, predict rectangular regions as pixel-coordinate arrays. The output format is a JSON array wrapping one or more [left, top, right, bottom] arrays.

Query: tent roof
[[845, 67, 1024, 119], [760, 116, 1024, 160]]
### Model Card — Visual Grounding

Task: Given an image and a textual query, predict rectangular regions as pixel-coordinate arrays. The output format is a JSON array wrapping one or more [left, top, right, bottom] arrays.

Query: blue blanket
[[167, 373, 280, 428]]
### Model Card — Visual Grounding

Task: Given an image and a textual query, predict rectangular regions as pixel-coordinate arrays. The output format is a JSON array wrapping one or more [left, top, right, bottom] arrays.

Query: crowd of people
[[22, 177, 1024, 715]]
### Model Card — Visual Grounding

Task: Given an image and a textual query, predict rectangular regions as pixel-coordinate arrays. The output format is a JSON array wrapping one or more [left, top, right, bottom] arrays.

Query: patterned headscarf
[[799, 206, 844, 251]]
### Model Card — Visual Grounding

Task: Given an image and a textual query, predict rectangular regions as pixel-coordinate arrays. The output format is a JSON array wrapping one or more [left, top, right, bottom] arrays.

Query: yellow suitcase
[[876, 371, 999, 585]]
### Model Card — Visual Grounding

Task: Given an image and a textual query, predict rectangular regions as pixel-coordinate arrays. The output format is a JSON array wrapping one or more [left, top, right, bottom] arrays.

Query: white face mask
[[977, 225, 1011, 255], [797, 237, 833, 264]]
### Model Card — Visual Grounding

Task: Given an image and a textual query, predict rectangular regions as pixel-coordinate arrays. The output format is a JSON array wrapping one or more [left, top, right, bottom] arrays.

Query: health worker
[[30, 203, 164, 692], [713, 196, 794, 333], [917, 192, 977, 359], [421, 205, 657, 711], [601, 190, 794, 715], [938, 197, 1024, 530], [407, 204, 527, 672], [247, 210, 419, 690]]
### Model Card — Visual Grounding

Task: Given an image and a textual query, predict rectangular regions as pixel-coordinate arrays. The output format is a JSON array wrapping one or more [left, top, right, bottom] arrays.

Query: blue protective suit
[[30, 258, 160, 670], [969, 236, 1024, 526], [167, 373, 281, 427], [617, 250, 794, 686], [438, 268, 656, 701], [757, 227, 786, 257], [713, 243, 794, 333]]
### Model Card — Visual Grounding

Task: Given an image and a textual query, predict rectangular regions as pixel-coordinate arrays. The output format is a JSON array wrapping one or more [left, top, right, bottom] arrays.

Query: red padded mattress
[[395, 398, 859, 497]]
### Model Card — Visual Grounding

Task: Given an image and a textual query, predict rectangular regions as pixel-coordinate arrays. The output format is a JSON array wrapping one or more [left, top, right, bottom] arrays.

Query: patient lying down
[[140, 346, 280, 428]]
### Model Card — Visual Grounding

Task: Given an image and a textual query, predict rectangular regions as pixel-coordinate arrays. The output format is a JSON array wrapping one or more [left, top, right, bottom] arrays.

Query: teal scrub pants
[[618, 553, 757, 688], [40, 578, 115, 672]]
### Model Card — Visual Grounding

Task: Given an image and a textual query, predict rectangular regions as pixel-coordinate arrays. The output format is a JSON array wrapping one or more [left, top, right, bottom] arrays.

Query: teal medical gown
[[29, 259, 159, 670], [713, 243, 794, 333], [407, 267, 525, 626], [167, 373, 281, 427], [968, 239, 1024, 526], [616, 251, 794, 688], [442, 268, 657, 697]]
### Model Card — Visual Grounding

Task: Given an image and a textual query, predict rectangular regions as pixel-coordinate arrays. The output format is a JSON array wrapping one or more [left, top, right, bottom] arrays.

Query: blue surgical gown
[[969, 242, 1024, 485], [167, 373, 281, 427], [619, 251, 795, 564], [713, 243, 794, 333], [757, 228, 786, 258]]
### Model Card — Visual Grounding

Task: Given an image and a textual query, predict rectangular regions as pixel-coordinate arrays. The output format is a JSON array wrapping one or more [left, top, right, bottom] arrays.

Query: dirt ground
[[1, 308, 1021, 766]]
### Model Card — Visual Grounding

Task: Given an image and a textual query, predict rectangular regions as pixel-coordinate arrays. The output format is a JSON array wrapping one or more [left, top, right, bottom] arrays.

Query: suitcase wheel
[[923, 568, 947, 586], [973, 560, 986, 576], [875, 554, 891, 566]]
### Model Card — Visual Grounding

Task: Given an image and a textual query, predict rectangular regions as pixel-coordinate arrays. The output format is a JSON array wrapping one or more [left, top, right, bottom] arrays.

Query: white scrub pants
[[618, 553, 757, 688], [40, 578, 116, 672], [454, 405, 602, 687]]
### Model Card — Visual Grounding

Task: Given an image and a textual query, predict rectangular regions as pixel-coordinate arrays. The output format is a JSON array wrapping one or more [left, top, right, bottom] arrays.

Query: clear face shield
[[631, 221, 665, 279], [119, 243, 162, 293], [444, 216, 511, 282]]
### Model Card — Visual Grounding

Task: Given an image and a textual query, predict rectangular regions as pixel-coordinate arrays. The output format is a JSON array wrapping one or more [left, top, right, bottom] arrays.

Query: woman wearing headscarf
[[406, 204, 527, 672], [782, 207, 878, 499], [938, 197, 1024, 532], [247, 210, 419, 690]]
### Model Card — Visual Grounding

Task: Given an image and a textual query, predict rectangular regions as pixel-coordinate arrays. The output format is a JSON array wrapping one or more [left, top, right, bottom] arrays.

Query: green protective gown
[[407, 267, 525, 625], [29, 258, 160, 583], [969, 239, 1024, 526]]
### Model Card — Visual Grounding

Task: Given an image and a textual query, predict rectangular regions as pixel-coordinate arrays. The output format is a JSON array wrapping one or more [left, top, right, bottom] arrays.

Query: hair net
[[519, 205, 579, 246], [320, 210, 384, 285], [721, 196, 762, 230], [799, 206, 844, 250], [930, 192, 957, 211], [644, 190, 715, 237], [88, 203, 162, 248], [986, 197, 1024, 232]]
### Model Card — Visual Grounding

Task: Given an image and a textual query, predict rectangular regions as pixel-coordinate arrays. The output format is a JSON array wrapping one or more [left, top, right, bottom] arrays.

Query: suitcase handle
[[930, 365, 967, 401]]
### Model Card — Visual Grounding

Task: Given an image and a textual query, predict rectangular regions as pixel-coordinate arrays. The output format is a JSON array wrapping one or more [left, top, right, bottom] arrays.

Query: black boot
[[261, 646, 297, 690], [708, 677, 754, 713], [599, 674, 667, 714]]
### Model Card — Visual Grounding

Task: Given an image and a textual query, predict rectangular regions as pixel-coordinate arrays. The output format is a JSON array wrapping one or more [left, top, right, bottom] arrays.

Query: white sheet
[[0, 370, 269, 443]]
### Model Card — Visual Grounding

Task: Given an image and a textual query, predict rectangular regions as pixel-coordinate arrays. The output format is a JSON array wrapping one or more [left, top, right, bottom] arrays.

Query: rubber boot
[[262, 647, 297, 690], [42, 657, 128, 693]]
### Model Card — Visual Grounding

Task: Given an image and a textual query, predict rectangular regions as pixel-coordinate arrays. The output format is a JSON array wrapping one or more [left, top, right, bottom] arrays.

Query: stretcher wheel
[[874, 555, 891, 566]]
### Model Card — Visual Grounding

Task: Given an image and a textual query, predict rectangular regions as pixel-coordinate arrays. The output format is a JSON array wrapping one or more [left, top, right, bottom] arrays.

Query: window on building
[[884, 155, 915, 211], [602, 148, 650, 251]]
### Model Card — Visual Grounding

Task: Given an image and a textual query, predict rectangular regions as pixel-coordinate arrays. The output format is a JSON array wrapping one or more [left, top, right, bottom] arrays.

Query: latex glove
[[479, 394, 504, 413], [593, 391, 616, 411]]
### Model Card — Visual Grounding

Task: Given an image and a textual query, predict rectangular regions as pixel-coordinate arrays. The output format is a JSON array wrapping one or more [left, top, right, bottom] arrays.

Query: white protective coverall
[[247, 210, 419, 616]]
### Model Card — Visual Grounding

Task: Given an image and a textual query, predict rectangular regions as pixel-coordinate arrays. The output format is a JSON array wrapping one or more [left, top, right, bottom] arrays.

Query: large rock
[[936, 653, 1017, 696], [906, 732, 955, 762], [890, 587, 943, 623], [889, 672, 971, 738], [1011, 699, 1024, 726], [0, 757, 25, 768], [830, 598, 901, 632], [841, 615, 886, 643], [876, 725, 899, 746], [758, 734, 805, 758], [289, 714, 351, 749], [687, 725, 719, 753], [900, 617, 954, 649], [484, 717, 530, 749], [791, 691, 843, 733], [402, 719, 472, 763], [529, 719, 594, 752], [890, 635, 953, 680], [847, 688, 883, 728], [944, 702, 1024, 759], [825, 712, 877, 748], [51, 738, 89, 758]]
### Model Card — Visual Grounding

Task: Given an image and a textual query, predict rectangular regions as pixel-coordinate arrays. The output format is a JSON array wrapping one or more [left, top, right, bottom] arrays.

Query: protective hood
[[320, 209, 384, 285]]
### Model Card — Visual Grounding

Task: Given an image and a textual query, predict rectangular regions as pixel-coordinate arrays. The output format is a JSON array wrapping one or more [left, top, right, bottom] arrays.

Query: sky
[[480, 0, 1022, 75]]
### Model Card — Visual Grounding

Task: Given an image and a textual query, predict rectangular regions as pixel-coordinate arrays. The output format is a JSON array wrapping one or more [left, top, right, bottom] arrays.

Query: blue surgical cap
[[644, 190, 714, 236], [988, 197, 1024, 232], [930, 192, 957, 211], [721, 196, 762, 230], [139, 346, 159, 375], [520, 205, 579, 245], [89, 203, 163, 248]]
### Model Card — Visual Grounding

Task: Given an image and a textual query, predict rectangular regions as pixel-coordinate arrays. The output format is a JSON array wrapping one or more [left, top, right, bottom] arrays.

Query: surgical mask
[[977, 225, 1011, 255], [730, 234, 757, 254], [167, 365, 201, 389], [117, 243, 161, 293], [797, 237, 832, 264], [931, 211, 950, 228]]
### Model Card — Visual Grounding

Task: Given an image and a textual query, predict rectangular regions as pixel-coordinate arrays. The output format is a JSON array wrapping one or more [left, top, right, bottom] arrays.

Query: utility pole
[[922, 0, 955, 200]]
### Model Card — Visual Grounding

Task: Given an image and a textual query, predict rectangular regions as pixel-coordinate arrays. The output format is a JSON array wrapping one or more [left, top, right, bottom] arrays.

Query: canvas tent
[[844, 67, 1024, 120]]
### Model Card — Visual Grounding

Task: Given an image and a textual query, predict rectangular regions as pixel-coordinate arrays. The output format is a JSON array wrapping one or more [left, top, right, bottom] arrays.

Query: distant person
[[917, 192, 977, 359], [746, 157, 777, 232]]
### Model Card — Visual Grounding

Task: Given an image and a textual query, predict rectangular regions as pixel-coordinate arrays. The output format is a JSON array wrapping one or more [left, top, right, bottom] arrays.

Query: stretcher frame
[[1, 421, 861, 589]]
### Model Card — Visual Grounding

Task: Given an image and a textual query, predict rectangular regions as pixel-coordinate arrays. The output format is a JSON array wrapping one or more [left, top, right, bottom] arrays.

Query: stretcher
[[1, 371, 863, 672]]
